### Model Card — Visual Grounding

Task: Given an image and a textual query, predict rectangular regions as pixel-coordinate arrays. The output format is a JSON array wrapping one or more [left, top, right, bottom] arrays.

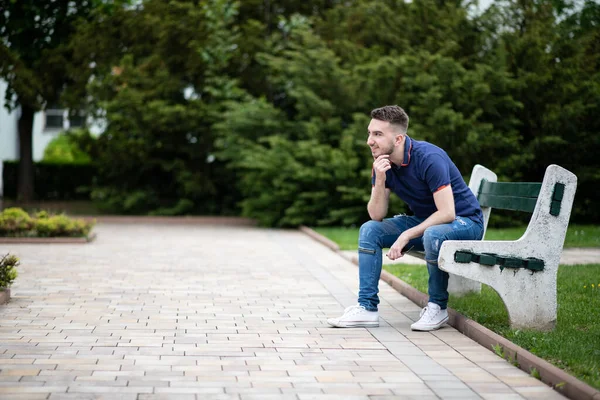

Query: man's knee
[[423, 226, 446, 262], [359, 220, 384, 244]]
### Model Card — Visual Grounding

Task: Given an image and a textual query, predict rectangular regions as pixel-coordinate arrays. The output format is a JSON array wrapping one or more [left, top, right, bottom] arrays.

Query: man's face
[[367, 119, 399, 159]]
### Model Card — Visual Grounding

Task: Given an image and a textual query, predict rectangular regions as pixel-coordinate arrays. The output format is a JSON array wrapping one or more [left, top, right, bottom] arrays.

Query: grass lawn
[[384, 263, 600, 390], [313, 224, 600, 250], [313, 226, 600, 390]]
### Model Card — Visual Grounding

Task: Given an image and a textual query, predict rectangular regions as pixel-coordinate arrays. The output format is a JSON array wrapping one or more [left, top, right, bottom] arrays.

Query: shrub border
[[299, 225, 600, 400]]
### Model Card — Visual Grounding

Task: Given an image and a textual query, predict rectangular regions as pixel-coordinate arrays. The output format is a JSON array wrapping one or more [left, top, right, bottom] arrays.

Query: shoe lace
[[344, 304, 366, 316], [419, 306, 440, 323]]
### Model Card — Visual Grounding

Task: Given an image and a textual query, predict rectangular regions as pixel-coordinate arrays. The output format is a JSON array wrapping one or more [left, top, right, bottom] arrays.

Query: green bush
[[0, 208, 95, 238], [0, 208, 34, 235], [43, 130, 92, 163], [35, 215, 93, 237], [0, 254, 19, 288]]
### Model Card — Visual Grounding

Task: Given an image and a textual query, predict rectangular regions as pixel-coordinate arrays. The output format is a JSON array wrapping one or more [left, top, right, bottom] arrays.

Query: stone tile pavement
[[0, 223, 568, 400]]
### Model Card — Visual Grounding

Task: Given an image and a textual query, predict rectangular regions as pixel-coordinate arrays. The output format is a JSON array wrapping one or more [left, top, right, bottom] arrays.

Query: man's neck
[[389, 141, 405, 166]]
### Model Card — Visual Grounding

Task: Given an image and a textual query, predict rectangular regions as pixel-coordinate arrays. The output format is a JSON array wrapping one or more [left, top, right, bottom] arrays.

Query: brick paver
[[0, 223, 566, 400]]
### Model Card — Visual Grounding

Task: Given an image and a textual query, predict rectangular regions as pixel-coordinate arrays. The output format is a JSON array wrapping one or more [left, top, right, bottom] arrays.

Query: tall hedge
[[2, 161, 96, 201]]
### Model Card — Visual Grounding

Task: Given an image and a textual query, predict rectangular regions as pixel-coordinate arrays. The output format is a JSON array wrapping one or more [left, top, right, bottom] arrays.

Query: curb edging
[[81, 216, 258, 225], [299, 225, 600, 400], [0, 232, 97, 244], [0, 217, 257, 244]]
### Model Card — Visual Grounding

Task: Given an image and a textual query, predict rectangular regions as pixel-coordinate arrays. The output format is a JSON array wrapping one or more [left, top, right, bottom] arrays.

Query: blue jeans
[[357, 215, 484, 311]]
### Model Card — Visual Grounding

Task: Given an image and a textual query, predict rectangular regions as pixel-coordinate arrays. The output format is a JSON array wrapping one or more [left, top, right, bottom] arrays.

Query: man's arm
[[367, 184, 391, 221], [386, 186, 455, 260], [368, 155, 392, 221]]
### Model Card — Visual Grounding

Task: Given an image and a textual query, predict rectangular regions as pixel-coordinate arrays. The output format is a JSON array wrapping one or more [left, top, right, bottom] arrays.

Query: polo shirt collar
[[401, 135, 412, 167]]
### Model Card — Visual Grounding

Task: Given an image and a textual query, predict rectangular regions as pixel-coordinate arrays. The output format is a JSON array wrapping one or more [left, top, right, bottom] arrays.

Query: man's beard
[[372, 144, 394, 158]]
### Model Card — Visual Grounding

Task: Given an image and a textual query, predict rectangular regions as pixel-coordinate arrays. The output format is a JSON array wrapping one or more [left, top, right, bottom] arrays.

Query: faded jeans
[[357, 215, 484, 311]]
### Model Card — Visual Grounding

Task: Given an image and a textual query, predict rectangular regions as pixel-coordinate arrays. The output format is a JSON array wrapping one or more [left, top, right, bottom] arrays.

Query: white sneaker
[[327, 305, 379, 328], [410, 302, 448, 331]]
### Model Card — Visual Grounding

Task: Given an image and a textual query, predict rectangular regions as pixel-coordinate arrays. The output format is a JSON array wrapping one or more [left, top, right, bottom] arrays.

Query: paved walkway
[[0, 223, 567, 400]]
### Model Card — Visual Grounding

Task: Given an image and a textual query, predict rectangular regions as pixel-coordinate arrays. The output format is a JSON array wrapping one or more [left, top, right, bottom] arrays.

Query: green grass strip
[[313, 224, 600, 250], [314, 226, 600, 389]]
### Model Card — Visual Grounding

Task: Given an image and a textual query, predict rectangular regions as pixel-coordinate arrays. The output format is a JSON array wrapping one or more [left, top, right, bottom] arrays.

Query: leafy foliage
[[0, 254, 19, 289], [214, 3, 524, 226], [0, 208, 34, 234], [10, 0, 595, 225], [42, 130, 93, 163], [0, 208, 95, 238], [0, 0, 131, 200], [73, 0, 243, 215]]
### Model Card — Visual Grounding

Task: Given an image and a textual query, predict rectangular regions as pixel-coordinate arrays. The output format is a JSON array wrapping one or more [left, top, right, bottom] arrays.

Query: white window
[[68, 111, 86, 128], [44, 107, 65, 130], [44, 107, 86, 131]]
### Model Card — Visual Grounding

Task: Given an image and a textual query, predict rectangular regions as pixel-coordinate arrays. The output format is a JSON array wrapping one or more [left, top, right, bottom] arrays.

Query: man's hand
[[373, 155, 392, 183], [386, 233, 410, 260]]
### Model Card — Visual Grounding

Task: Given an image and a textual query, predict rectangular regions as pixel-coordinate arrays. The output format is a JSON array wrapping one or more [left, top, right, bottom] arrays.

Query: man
[[327, 105, 484, 331]]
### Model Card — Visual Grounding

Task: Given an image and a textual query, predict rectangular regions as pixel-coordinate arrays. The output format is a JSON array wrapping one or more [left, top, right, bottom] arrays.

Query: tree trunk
[[17, 105, 35, 202]]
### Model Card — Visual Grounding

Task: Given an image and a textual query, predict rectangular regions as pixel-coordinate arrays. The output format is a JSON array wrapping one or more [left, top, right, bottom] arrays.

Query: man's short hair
[[370, 105, 409, 134]]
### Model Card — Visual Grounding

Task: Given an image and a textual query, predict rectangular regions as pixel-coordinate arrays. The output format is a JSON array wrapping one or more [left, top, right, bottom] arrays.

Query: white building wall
[[0, 80, 65, 163], [0, 80, 19, 162]]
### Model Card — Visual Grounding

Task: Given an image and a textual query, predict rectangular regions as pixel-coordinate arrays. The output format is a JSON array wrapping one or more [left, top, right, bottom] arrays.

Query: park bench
[[407, 164, 577, 330]]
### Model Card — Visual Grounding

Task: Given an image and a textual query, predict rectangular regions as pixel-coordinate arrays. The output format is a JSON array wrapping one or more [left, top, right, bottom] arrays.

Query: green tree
[[484, 0, 600, 220], [226, 0, 340, 100], [215, 2, 524, 227], [12, 0, 592, 225], [215, 16, 374, 226], [74, 0, 244, 214], [0, 0, 127, 201]]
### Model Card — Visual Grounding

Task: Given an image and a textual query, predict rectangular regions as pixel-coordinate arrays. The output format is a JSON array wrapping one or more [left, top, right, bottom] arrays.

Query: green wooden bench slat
[[479, 253, 497, 266], [453, 250, 545, 272], [550, 201, 561, 216], [503, 257, 523, 269], [552, 183, 565, 201], [479, 181, 542, 198], [550, 183, 565, 216], [454, 251, 472, 263], [477, 193, 538, 212], [526, 258, 545, 271]]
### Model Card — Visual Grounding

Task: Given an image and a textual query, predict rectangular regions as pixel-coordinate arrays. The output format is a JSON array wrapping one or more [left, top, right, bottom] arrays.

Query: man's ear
[[395, 133, 405, 146]]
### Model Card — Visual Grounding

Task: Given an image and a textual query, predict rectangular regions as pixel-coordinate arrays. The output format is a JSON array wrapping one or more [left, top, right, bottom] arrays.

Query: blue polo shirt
[[372, 135, 483, 223]]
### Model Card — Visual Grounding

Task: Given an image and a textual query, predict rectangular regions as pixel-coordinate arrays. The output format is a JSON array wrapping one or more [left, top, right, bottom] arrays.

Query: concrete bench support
[[438, 165, 577, 331]]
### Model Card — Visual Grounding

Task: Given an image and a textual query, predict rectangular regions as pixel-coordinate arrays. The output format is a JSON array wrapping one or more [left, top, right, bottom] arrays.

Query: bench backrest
[[477, 181, 541, 213], [467, 164, 576, 241]]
